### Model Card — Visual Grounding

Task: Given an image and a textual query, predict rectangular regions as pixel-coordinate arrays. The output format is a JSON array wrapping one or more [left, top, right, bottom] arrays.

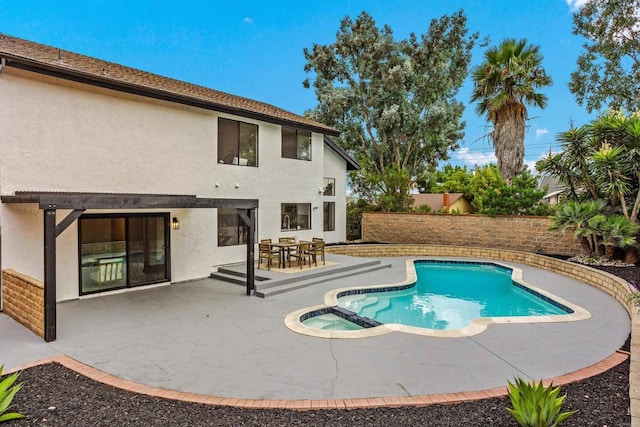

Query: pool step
[[255, 262, 392, 298], [361, 297, 391, 319]]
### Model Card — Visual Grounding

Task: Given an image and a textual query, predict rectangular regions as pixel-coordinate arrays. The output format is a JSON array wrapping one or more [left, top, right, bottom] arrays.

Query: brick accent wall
[[2, 269, 44, 338], [362, 212, 583, 256]]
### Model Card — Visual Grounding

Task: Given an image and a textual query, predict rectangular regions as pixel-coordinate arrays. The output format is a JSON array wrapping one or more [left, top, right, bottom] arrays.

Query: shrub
[[506, 377, 576, 427], [0, 365, 25, 423]]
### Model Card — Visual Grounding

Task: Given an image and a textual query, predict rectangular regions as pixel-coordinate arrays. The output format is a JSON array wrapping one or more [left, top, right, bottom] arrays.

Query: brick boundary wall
[[361, 212, 583, 256], [325, 244, 640, 423], [1, 269, 44, 338]]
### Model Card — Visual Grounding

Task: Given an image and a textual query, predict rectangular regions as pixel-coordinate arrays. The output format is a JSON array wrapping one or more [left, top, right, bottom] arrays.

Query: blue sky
[[1, 0, 596, 171]]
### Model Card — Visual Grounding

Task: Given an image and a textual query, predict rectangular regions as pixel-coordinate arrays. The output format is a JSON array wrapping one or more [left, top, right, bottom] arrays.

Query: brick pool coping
[[6, 351, 628, 410]]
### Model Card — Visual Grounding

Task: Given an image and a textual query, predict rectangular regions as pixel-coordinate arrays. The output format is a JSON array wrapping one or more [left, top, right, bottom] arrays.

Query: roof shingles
[[0, 33, 337, 135]]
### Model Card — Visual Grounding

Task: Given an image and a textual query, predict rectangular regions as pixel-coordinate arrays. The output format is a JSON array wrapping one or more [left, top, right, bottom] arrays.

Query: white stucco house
[[0, 34, 358, 341]]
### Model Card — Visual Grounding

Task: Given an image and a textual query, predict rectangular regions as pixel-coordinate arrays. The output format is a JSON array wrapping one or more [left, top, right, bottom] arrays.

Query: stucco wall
[[362, 212, 583, 256], [0, 67, 347, 301], [322, 147, 348, 242]]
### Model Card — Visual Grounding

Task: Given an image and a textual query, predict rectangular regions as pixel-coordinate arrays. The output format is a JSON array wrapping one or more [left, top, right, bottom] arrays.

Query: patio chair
[[258, 243, 280, 270], [309, 238, 325, 266], [289, 242, 312, 269], [279, 237, 296, 266], [97, 257, 125, 287]]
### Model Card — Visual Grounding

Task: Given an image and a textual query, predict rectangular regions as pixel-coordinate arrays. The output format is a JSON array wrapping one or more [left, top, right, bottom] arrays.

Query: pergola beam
[[2, 192, 259, 342]]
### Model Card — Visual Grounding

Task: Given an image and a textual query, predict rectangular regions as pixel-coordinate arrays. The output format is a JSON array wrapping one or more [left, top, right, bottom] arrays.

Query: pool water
[[302, 313, 364, 330], [336, 261, 568, 331]]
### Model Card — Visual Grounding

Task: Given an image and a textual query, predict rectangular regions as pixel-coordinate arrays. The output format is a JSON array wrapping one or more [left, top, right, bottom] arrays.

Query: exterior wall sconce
[[172, 217, 181, 230], [318, 187, 323, 194]]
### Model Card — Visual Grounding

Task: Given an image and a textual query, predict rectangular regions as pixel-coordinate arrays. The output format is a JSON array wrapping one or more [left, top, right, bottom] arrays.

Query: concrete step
[[254, 259, 383, 292], [255, 262, 392, 298], [209, 268, 270, 286]]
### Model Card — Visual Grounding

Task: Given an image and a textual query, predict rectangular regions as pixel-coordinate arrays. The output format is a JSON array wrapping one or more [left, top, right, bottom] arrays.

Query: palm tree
[[471, 38, 552, 183], [550, 200, 609, 255], [589, 214, 639, 259]]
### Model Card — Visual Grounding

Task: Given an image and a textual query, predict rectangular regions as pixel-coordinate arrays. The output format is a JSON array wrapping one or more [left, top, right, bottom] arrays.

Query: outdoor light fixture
[[172, 217, 181, 230]]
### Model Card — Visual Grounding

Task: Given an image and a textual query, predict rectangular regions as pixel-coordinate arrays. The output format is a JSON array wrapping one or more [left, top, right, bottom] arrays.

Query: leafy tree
[[303, 11, 477, 211], [537, 112, 640, 220], [470, 39, 552, 183], [417, 164, 472, 194], [570, 0, 640, 113], [540, 112, 640, 262], [346, 199, 378, 241], [468, 164, 505, 212], [476, 170, 552, 216]]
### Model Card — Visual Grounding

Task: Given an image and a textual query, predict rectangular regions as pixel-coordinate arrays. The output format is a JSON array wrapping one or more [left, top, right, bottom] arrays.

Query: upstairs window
[[218, 118, 258, 166], [282, 127, 311, 161], [323, 178, 335, 196]]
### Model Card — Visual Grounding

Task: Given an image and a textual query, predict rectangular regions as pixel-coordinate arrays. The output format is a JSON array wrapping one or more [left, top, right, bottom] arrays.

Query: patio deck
[[0, 255, 630, 402]]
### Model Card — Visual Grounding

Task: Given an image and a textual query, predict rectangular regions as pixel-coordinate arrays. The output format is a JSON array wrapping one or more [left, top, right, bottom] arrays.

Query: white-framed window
[[218, 118, 258, 166], [281, 203, 311, 230], [282, 127, 311, 161]]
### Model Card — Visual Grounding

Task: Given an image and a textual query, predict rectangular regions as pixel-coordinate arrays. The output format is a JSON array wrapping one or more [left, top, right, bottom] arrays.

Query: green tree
[[550, 200, 610, 255], [470, 38, 552, 183], [417, 164, 472, 194], [468, 164, 505, 212], [476, 170, 552, 216], [539, 112, 640, 263], [570, 0, 640, 113], [303, 11, 477, 211], [589, 213, 640, 258]]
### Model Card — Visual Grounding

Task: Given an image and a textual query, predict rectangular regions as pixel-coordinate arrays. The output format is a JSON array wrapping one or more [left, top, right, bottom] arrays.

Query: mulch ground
[[3, 263, 637, 426]]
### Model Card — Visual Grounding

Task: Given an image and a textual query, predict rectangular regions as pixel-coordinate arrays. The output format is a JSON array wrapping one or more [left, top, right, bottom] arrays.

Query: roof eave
[[2, 54, 340, 137], [324, 136, 360, 170]]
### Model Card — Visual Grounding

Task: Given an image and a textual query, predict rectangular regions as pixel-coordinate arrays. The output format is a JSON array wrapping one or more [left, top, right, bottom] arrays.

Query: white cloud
[[455, 147, 496, 166], [566, 0, 589, 11], [535, 128, 549, 140], [243, 17, 254, 24]]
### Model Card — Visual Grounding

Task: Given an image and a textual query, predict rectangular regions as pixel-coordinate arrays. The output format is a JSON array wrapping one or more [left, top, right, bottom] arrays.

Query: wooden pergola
[[0, 191, 258, 342]]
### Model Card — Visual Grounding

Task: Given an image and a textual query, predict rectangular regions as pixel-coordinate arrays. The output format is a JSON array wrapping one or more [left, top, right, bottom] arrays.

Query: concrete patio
[[1, 255, 630, 401]]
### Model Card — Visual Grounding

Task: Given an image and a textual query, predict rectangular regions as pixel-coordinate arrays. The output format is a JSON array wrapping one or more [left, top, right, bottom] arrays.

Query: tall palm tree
[[471, 38, 552, 183]]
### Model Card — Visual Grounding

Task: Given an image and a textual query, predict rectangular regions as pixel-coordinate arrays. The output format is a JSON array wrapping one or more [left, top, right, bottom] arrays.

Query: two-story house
[[0, 34, 358, 341]]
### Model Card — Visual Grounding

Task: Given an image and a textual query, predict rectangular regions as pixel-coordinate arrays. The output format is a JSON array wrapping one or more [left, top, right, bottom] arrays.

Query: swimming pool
[[288, 259, 591, 338], [336, 261, 568, 330]]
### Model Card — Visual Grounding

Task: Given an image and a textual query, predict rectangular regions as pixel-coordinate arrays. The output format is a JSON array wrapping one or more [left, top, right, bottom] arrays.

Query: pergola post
[[239, 208, 255, 295], [43, 205, 57, 342], [246, 209, 255, 295]]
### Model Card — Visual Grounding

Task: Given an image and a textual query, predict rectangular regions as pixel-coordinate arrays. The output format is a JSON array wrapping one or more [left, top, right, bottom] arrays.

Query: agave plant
[[506, 377, 576, 427], [0, 365, 24, 423]]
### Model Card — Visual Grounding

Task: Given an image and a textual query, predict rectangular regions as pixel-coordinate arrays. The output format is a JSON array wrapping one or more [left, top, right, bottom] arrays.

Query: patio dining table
[[269, 241, 300, 269]]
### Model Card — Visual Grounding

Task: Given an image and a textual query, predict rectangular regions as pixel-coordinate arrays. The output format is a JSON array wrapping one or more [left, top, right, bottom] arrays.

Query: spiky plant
[[0, 365, 25, 423], [506, 377, 576, 427]]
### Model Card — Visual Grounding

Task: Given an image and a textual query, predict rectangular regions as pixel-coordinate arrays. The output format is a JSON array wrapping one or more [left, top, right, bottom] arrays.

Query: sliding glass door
[[79, 213, 170, 295]]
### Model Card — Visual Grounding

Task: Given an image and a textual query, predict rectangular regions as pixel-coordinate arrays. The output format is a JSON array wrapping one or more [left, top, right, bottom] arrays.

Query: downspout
[[0, 57, 5, 74]]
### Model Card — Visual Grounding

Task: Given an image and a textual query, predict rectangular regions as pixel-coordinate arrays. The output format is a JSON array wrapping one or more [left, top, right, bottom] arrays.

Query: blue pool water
[[334, 261, 568, 331]]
